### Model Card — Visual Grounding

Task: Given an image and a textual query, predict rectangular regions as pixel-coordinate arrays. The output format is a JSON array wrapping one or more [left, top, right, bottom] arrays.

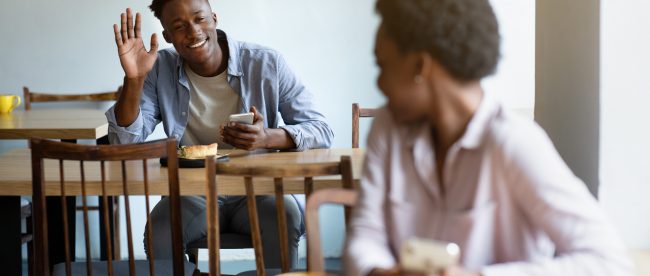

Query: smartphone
[[229, 112, 254, 125], [400, 238, 460, 273]]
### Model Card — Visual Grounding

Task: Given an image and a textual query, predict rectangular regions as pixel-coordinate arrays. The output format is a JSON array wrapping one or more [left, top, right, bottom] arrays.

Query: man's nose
[[188, 24, 202, 38]]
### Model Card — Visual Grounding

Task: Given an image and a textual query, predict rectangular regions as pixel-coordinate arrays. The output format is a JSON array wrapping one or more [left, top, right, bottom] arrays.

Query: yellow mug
[[0, 94, 21, 113]]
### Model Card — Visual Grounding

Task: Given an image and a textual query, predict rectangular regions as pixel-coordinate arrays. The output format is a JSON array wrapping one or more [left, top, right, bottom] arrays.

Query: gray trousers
[[144, 195, 302, 268]]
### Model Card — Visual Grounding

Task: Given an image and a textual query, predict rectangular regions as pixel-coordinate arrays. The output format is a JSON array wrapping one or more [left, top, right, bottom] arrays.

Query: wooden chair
[[200, 156, 354, 276], [23, 86, 121, 111], [30, 138, 195, 276], [304, 188, 358, 273], [351, 103, 378, 148], [23, 85, 122, 260]]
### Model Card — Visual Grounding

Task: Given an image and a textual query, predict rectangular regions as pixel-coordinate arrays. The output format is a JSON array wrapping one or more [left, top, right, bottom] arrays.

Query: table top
[[0, 148, 364, 196], [0, 109, 108, 140]]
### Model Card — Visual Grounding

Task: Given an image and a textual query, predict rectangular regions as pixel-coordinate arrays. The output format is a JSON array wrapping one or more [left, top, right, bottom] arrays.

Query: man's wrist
[[263, 128, 296, 150]]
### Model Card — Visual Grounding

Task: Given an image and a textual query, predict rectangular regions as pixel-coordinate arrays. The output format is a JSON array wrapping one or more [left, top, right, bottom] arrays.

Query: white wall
[[599, 0, 650, 249], [483, 0, 536, 115]]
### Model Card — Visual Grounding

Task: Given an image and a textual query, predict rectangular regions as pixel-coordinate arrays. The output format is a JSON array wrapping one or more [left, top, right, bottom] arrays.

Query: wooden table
[[0, 147, 363, 275], [0, 109, 108, 140], [0, 148, 363, 195], [0, 108, 109, 275]]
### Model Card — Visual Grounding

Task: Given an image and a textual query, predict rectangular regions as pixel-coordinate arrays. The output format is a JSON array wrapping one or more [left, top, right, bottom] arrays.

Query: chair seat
[[187, 233, 253, 249], [52, 259, 197, 276]]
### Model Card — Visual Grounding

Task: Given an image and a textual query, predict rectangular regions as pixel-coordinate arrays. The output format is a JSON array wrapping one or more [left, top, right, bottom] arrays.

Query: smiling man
[[106, 0, 333, 269]]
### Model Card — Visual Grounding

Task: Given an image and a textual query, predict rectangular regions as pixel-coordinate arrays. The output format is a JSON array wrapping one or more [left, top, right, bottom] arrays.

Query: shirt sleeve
[[344, 109, 397, 276], [275, 54, 334, 151], [105, 68, 162, 145], [482, 121, 634, 276]]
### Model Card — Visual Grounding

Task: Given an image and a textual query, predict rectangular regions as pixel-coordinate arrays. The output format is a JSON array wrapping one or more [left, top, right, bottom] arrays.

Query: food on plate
[[178, 143, 218, 159]]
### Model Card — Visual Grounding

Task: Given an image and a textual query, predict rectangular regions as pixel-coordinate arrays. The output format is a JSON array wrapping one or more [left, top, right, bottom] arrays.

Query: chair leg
[[27, 214, 33, 276], [244, 177, 265, 276]]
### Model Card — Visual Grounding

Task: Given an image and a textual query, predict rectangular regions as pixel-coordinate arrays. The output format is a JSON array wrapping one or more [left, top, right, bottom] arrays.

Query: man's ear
[[212, 12, 218, 25], [162, 30, 172, 43]]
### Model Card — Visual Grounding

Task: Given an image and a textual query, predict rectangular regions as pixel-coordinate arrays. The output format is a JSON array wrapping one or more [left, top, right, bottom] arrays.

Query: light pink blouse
[[344, 94, 633, 276]]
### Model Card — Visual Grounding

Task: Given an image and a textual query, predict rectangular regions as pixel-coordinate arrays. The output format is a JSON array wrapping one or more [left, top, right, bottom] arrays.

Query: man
[[107, 0, 333, 268]]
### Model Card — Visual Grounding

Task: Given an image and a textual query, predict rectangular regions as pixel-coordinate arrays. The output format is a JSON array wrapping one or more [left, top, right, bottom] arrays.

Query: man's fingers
[[113, 24, 123, 47], [149, 33, 158, 53], [120, 12, 128, 44], [126, 8, 135, 39], [223, 127, 255, 141], [222, 135, 252, 150], [227, 123, 257, 133], [135, 12, 142, 38], [250, 106, 264, 122]]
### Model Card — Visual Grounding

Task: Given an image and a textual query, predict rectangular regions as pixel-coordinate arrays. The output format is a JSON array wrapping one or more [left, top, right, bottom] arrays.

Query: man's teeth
[[189, 39, 207, 48]]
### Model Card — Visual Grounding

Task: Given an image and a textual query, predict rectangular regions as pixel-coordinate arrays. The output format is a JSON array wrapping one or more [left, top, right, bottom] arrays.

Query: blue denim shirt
[[106, 30, 333, 150]]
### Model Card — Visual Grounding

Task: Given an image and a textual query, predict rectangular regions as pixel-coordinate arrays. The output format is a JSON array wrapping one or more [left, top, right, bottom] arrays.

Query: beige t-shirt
[[180, 65, 239, 149]]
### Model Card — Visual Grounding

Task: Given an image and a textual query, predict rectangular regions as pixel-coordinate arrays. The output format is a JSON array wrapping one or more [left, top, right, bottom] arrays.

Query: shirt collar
[[403, 92, 497, 151], [457, 92, 496, 149]]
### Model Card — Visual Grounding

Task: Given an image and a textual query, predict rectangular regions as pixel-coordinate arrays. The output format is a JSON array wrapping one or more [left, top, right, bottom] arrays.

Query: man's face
[[160, 0, 219, 66], [374, 25, 431, 124]]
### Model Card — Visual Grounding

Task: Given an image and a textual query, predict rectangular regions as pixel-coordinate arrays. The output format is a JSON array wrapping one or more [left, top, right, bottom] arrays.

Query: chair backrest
[[305, 188, 358, 273], [352, 103, 378, 148], [23, 86, 121, 110], [204, 155, 354, 276], [30, 138, 183, 276]]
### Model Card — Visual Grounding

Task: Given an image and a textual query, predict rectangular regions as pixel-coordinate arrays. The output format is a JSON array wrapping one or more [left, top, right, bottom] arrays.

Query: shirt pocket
[[443, 201, 497, 269]]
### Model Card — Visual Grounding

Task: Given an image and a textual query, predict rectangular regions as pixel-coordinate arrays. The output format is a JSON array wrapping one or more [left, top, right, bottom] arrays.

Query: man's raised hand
[[113, 8, 158, 79]]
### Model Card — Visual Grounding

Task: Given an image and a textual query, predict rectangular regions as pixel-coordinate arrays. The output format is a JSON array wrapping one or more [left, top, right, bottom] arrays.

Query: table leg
[[46, 196, 76, 270], [0, 196, 22, 276]]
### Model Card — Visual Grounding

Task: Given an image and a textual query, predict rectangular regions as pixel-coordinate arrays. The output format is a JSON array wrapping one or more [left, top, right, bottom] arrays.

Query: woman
[[344, 0, 633, 275]]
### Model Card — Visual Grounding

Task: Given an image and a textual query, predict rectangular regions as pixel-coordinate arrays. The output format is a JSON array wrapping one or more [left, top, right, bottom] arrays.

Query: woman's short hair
[[376, 0, 501, 81]]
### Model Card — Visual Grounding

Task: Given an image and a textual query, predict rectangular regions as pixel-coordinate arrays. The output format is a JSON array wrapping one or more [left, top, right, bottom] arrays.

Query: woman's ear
[[162, 30, 172, 44], [417, 52, 433, 78]]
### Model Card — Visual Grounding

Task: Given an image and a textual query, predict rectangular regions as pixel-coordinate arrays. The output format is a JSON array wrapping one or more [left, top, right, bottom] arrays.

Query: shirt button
[[182, 112, 187, 116]]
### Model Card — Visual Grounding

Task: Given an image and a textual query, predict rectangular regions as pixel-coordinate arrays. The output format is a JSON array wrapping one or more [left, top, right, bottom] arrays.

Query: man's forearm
[[115, 76, 145, 127], [264, 128, 297, 150]]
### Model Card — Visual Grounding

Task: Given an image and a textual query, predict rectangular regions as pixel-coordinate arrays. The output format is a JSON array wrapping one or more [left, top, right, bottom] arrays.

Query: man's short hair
[[149, 0, 169, 21], [149, 0, 210, 21], [376, 0, 501, 81]]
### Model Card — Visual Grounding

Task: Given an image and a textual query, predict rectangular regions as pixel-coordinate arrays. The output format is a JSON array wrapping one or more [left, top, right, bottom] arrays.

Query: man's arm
[[106, 8, 160, 144], [275, 54, 334, 151], [221, 53, 333, 151]]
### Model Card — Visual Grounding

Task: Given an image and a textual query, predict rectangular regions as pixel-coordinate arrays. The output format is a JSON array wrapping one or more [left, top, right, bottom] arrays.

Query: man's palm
[[113, 8, 158, 78]]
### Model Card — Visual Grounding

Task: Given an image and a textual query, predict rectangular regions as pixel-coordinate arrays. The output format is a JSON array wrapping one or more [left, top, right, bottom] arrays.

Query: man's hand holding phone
[[220, 106, 269, 151]]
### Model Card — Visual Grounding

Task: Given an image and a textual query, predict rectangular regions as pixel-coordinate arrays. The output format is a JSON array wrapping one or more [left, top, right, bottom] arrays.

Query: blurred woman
[[344, 0, 633, 275]]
